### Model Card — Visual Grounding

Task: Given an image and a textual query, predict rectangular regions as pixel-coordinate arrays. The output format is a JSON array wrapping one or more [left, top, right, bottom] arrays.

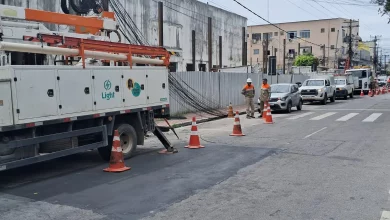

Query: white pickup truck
[[299, 75, 336, 105], [335, 75, 355, 99]]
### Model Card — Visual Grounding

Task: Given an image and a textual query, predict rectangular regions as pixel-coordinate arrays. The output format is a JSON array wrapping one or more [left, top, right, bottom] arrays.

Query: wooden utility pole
[[342, 19, 359, 69], [242, 27, 247, 66], [321, 45, 326, 66], [208, 17, 212, 71], [158, 1, 164, 47], [219, 36, 223, 68], [283, 38, 286, 75]]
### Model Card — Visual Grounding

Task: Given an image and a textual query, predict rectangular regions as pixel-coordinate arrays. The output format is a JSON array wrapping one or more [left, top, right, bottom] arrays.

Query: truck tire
[[98, 124, 137, 161], [297, 99, 303, 110], [286, 101, 292, 113], [321, 94, 327, 105], [330, 92, 336, 102], [350, 90, 354, 98]]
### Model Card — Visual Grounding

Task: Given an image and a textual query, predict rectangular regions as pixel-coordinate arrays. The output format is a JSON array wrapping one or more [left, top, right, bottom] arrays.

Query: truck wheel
[[321, 94, 327, 105], [330, 93, 336, 102], [350, 90, 354, 98], [98, 124, 137, 161]]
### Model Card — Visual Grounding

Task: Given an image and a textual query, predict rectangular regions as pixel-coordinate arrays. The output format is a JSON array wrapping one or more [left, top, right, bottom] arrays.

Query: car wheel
[[321, 94, 327, 105], [330, 93, 336, 102], [286, 102, 292, 113], [350, 90, 354, 98], [297, 100, 303, 110], [344, 94, 348, 100]]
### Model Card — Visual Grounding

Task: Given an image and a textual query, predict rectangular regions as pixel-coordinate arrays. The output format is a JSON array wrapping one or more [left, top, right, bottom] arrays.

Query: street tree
[[371, 0, 390, 22], [294, 54, 319, 66]]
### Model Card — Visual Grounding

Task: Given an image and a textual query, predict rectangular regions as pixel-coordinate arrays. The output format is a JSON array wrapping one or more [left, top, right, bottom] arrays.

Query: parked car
[[335, 75, 354, 99], [299, 75, 336, 105], [257, 83, 303, 113]]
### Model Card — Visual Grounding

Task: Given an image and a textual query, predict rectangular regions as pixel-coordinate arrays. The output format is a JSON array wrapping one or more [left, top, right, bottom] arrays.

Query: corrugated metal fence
[[169, 71, 310, 115]]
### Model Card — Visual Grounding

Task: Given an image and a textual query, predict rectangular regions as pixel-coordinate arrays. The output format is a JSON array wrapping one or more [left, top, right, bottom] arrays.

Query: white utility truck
[[346, 68, 373, 95], [299, 75, 336, 105], [334, 74, 356, 99], [0, 4, 175, 171]]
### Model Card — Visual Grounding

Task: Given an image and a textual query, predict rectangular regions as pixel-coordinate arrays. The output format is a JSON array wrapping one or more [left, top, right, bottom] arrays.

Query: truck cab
[[335, 75, 354, 99], [299, 76, 336, 105], [346, 68, 372, 95]]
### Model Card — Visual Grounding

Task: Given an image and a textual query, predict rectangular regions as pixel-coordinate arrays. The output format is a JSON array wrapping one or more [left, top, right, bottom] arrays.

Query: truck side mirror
[[296, 82, 302, 87]]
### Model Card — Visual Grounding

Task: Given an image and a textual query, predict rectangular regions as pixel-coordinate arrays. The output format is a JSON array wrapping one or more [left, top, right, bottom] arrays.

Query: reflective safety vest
[[260, 84, 271, 101], [242, 84, 255, 98]]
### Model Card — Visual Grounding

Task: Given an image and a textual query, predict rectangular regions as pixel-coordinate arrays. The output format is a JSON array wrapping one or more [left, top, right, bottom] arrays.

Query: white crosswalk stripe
[[310, 112, 337, 121], [287, 112, 314, 120], [362, 113, 383, 122], [336, 113, 359, 121]]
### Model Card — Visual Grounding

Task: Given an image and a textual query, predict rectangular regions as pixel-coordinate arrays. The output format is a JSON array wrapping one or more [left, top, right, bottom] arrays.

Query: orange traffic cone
[[185, 117, 204, 149], [360, 89, 364, 97], [383, 87, 386, 94], [388, 87, 390, 93], [262, 102, 268, 120], [103, 130, 131, 173], [227, 102, 234, 118], [376, 88, 380, 95], [264, 104, 274, 124], [368, 90, 372, 96], [230, 111, 245, 136]]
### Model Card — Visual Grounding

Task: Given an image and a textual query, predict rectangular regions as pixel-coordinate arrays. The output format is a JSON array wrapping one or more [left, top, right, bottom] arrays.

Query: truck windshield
[[271, 84, 290, 93], [304, 80, 324, 86], [347, 70, 368, 79], [335, 80, 346, 85]]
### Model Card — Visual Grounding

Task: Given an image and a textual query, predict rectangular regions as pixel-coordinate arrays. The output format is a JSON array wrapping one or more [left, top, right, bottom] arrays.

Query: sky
[[198, 0, 390, 55]]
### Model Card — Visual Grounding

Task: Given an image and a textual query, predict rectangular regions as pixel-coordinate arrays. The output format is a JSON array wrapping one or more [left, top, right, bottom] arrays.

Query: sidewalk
[[156, 104, 248, 128]]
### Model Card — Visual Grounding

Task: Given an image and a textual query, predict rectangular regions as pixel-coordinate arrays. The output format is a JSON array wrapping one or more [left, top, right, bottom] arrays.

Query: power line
[[284, 0, 322, 19], [232, 0, 324, 48]]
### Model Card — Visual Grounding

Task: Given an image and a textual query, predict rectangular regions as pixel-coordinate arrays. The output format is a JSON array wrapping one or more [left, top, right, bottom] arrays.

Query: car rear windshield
[[335, 79, 346, 85], [304, 80, 324, 86], [271, 84, 290, 93]]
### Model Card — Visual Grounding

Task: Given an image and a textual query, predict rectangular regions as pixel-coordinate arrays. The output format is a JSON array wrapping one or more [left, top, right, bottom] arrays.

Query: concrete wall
[[169, 71, 309, 115], [4, 0, 247, 72]]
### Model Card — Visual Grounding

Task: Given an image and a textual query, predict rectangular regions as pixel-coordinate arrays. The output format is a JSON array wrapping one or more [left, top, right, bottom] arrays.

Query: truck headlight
[[318, 88, 323, 93], [281, 96, 287, 101]]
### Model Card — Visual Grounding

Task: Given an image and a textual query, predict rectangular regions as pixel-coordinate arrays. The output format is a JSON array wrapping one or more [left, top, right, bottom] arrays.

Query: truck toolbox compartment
[[0, 80, 13, 126]]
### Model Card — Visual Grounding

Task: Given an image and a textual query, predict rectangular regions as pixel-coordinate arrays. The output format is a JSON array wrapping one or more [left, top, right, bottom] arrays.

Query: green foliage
[[294, 54, 319, 66], [372, 0, 390, 22]]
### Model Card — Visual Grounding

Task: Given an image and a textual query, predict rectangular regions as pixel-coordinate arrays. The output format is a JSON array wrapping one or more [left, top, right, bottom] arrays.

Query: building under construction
[[4, 0, 248, 72]]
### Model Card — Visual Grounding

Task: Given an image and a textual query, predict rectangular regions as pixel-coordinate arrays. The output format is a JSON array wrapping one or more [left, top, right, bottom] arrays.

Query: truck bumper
[[301, 94, 324, 101], [0, 126, 108, 171], [268, 101, 288, 110], [335, 90, 348, 97]]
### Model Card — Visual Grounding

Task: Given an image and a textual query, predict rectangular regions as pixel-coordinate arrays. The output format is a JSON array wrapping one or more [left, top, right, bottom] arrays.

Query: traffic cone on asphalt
[[230, 111, 245, 136], [185, 117, 204, 149], [262, 102, 268, 120], [376, 88, 380, 95], [368, 90, 372, 96], [103, 130, 131, 173], [264, 104, 274, 124], [383, 87, 386, 94], [360, 90, 364, 97], [227, 102, 234, 118]]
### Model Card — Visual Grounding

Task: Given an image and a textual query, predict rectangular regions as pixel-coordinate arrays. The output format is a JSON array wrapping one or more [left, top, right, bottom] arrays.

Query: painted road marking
[[380, 211, 390, 220], [362, 113, 382, 122], [303, 127, 327, 139], [287, 112, 314, 120], [336, 113, 359, 122], [310, 112, 337, 121], [313, 108, 390, 112]]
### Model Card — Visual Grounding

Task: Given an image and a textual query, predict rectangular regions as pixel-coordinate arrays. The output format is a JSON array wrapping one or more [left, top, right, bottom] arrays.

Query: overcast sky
[[198, 0, 390, 54]]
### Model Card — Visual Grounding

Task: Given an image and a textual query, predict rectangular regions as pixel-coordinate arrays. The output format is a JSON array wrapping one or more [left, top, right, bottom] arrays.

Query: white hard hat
[[247, 78, 252, 83]]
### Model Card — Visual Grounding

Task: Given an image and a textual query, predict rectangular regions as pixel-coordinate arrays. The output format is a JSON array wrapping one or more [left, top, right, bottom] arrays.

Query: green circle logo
[[104, 80, 112, 90], [132, 82, 141, 97]]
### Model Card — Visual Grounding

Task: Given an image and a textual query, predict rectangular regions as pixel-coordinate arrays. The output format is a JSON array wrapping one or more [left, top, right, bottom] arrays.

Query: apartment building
[[247, 18, 360, 72]]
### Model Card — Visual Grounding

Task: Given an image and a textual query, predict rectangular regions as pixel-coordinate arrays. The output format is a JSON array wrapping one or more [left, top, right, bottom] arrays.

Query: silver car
[[258, 83, 303, 113]]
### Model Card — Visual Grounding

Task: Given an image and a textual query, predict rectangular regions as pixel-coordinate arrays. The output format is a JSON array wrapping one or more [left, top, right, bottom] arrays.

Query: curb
[[168, 110, 248, 129]]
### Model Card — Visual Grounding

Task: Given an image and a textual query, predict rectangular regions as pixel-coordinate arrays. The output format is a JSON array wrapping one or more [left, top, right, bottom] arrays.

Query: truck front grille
[[301, 89, 318, 96]]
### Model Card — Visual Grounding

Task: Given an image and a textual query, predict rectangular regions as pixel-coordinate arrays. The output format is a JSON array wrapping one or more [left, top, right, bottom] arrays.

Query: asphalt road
[[1, 94, 390, 220]]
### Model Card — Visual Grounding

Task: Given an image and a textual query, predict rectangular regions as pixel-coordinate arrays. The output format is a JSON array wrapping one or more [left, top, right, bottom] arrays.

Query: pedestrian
[[241, 78, 255, 119], [369, 75, 375, 97], [259, 78, 271, 118]]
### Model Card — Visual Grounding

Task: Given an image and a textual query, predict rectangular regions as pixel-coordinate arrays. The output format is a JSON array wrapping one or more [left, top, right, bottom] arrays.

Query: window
[[263, 32, 272, 39], [274, 32, 278, 36], [252, 33, 261, 41], [330, 45, 335, 49], [254, 49, 260, 55], [287, 31, 297, 39], [300, 30, 310, 38], [342, 29, 346, 37], [321, 28, 325, 33], [186, 63, 195, 71], [280, 31, 284, 35], [331, 28, 335, 32], [288, 49, 295, 55], [169, 62, 177, 72]]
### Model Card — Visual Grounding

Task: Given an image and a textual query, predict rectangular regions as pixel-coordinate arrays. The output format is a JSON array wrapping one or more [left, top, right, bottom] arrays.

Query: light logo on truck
[[102, 80, 115, 100]]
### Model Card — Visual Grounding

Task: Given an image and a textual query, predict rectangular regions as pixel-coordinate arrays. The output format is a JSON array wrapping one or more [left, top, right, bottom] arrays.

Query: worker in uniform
[[387, 77, 390, 88], [241, 78, 255, 119], [259, 78, 271, 118]]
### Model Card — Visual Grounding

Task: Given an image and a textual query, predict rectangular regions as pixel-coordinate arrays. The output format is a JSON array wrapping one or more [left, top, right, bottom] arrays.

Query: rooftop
[[248, 18, 351, 27]]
